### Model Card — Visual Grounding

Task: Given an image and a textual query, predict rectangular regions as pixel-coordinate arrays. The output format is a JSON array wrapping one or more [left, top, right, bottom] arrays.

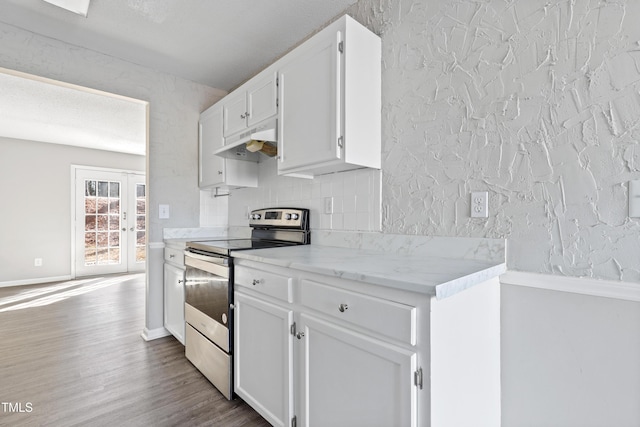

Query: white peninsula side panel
[[430, 278, 501, 427]]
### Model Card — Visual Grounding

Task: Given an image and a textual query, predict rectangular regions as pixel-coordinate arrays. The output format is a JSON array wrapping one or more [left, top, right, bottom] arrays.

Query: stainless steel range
[[183, 208, 310, 399]]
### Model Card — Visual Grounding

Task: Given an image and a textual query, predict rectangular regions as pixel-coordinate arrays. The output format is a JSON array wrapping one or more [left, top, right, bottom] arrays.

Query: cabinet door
[[199, 106, 225, 188], [298, 313, 417, 427], [247, 72, 278, 126], [223, 92, 248, 136], [235, 292, 294, 427], [164, 263, 185, 344], [278, 30, 342, 172]]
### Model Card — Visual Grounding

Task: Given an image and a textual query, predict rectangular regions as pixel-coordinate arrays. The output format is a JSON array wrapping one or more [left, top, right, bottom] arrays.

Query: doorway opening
[[0, 67, 148, 285]]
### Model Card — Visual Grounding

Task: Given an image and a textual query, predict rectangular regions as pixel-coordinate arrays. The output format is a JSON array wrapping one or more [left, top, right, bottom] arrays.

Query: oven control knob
[[285, 213, 292, 220], [291, 213, 299, 220], [252, 214, 261, 220]]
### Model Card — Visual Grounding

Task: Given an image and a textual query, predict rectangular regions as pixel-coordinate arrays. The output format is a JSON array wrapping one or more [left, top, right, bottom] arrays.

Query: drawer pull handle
[[252, 279, 263, 286], [338, 303, 349, 313]]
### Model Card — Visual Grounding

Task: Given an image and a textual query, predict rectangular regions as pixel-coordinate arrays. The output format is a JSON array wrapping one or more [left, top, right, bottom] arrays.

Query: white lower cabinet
[[298, 313, 417, 427], [234, 262, 420, 427], [234, 292, 294, 427], [164, 259, 185, 344]]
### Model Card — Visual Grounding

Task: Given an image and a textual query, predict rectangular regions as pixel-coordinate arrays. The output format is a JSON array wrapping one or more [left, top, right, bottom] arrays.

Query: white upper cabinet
[[222, 91, 248, 137], [199, 104, 258, 189], [223, 71, 278, 137], [278, 30, 341, 174], [206, 14, 380, 179], [277, 15, 381, 177], [247, 73, 278, 127], [199, 105, 226, 187]]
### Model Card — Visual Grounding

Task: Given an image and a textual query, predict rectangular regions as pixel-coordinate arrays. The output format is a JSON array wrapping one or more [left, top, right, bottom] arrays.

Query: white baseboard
[[0, 275, 73, 288], [501, 271, 640, 302], [140, 327, 172, 341]]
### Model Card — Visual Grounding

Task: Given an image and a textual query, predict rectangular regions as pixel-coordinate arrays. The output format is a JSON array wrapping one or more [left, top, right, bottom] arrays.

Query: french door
[[74, 167, 146, 277]]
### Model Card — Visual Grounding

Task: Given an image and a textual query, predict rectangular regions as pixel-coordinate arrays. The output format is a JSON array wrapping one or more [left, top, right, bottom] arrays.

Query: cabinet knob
[[178, 279, 184, 284], [338, 303, 349, 313], [169, 254, 175, 258], [252, 279, 263, 286], [296, 332, 305, 339], [218, 170, 223, 175]]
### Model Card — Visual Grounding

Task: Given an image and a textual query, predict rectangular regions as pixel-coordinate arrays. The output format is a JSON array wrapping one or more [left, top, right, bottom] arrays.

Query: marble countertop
[[232, 245, 506, 299]]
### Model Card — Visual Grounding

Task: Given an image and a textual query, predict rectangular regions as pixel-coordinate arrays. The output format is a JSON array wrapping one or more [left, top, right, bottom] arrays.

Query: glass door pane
[[127, 175, 146, 272], [83, 179, 122, 267]]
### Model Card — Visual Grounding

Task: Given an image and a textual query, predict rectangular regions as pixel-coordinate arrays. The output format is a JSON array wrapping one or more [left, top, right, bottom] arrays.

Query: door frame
[[70, 165, 146, 278]]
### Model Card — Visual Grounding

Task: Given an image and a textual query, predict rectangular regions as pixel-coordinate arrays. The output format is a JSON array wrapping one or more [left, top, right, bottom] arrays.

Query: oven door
[[184, 251, 231, 352]]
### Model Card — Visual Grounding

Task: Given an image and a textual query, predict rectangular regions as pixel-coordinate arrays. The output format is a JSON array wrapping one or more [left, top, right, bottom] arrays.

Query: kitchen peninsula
[[231, 234, 505, 427]]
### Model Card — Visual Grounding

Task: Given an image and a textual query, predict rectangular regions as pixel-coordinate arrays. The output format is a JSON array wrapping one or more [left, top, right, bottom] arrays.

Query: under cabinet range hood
[[214, 118, 277, 162]]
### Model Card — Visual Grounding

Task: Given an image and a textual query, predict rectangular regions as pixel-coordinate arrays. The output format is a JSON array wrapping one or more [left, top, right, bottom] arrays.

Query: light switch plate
[[159, 204, 170, 219], [630, 180, 640, 218]]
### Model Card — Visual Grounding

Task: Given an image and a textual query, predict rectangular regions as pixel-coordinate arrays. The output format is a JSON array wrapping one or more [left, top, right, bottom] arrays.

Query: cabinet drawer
[[164, 246, 184, 267], [235, 266, 293, 303], [299, 279, 416, 345]]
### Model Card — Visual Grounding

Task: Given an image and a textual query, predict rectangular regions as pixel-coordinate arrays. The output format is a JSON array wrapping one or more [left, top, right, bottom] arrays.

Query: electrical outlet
[[324, 197, 334, 214], [471, 192, 488, 218], [34, 258, 43, 267]]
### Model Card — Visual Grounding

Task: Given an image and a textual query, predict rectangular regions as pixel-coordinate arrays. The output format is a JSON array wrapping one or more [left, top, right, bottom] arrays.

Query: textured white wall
[[348, 0, 640, 282]]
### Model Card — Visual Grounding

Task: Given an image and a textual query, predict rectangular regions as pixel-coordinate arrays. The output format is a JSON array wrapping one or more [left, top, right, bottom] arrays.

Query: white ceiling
[[0, 0, 357, 90], [0, 68, 147, 155], [0, 0, 356, 154]]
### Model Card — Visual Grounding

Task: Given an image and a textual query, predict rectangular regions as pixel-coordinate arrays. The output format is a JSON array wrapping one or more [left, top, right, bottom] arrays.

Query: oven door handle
[[184, 254, 230, 279], [184, 250, 228, 265]]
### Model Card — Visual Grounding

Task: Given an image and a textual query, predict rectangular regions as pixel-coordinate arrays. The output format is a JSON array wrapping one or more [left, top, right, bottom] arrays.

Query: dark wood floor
[[0, 274, 270, 427]]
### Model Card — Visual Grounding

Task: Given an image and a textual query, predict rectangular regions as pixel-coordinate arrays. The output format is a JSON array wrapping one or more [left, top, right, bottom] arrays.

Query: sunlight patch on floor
[[0, 274, 143, 312]]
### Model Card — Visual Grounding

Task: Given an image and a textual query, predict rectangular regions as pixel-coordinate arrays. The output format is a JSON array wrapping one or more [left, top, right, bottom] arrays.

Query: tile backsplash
[[205, 158, 381, 231], [200, 189, 229, 227]]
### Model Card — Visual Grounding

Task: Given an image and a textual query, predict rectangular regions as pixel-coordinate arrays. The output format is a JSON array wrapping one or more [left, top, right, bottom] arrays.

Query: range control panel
[[249, 208, 309, 229]]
